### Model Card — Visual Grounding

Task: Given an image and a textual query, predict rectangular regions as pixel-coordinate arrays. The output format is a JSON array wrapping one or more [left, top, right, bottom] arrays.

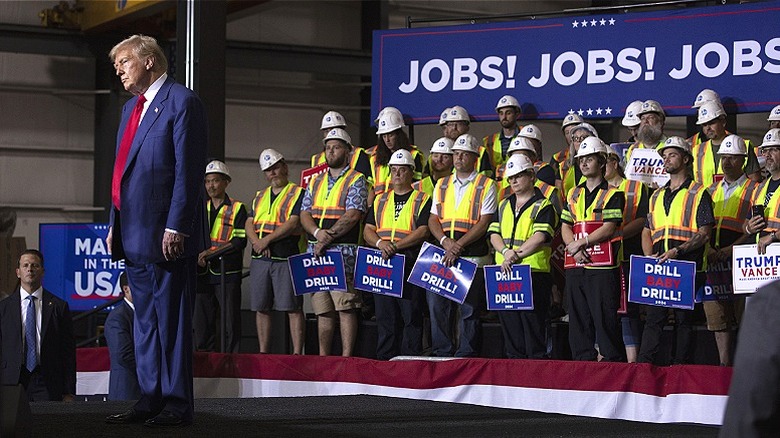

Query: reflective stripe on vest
[[710, 177, 758, 245], [648, 182, 705, 249], [618, 179, 644, 224], [209, 200, 246, 248], [370, 149, 424, 196], [412, 176, 435, 197], [692, 136, 751, 186], [483, 128, 520, 176], [374, 190, 429, 242], [754, 177, 780, 235], [309, 169, 363, 227], [491, 197, 552, 272], [436, 173, 494, 237], [252, 182, 303, 236]]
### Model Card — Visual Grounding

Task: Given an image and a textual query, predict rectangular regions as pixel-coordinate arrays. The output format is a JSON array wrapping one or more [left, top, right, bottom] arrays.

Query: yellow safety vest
[[412, 175, 436, 197], [370, 148, 425, 196], [498, 178, 562, 215], [309, 168, 363, 230], [252, 182, 303, 237], [482, 127, 521, 176], [490, 197, 553, 272], [208, 199, 246, 248], [562, 183, 623, 269], [647, 181, 706, 250], [692, 137, 751, 186], [753, 177, 780, 240], [617, 178, 644, 262], [435, 173, 495, 239], [552, 148, 585, 199], [374, 190, 429, 242], [709, 177, 759, 247]]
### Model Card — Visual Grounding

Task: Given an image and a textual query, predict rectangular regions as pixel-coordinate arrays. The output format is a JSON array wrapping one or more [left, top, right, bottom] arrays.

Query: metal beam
[[226, 41, 371, 77], [0, 24, 90, 57]]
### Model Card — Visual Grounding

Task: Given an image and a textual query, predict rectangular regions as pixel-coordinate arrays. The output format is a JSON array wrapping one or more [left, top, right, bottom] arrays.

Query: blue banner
[[628, 255, 696, 310], [484, 264, 534, 311], [39, 223, 124, 312], [407, 242, 477, 304], [353, 246, 405, 297], [288, 250, 347, 295], [695, 259, 734, 303], [373, 1, 780, 124]]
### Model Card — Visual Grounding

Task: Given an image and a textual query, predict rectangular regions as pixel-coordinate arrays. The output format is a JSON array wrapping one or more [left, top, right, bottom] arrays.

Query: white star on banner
[[609, 18, 616, 25], [605, 107, 613, 115], [599, 18, 606, 26], [586, 108, 594, 116], [590, 19, 597, 26], [577, 108, 585, 116], [596, 108, 603, 115], [581, 20, 588, 27], [568, 109, 575, 114], [572, 20, 579, 28]]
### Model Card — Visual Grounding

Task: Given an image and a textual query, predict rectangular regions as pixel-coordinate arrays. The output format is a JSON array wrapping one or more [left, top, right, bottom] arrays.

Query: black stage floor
[[29, 395, 718, 437]]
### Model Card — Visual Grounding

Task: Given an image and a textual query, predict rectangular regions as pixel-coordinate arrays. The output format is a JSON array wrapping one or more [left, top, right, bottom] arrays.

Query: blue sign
[[628, 255, 696, 310], [695, 259, 734, 303], [372, 1, 780, 124], [484, 264, 534, 311], [407, 242, 477, 304], [39, 223, 124, 312], [288, 250, 347, 295], [353, 246, 406, 297]]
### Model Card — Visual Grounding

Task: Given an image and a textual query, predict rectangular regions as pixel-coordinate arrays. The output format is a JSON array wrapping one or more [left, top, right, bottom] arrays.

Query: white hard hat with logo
[[717, 134, 747, 156], [696, 101, 726, 125], [323, 127, 352, 145], [375, 106, 401, 124], [657, 136, 691, 155], [571, 122, 599, 138], [637, 100, 665, 118], [518, 124, 542, 142], [259, 149, 285, 171], [561, 113, 584, 129], [495, 95, 520, 111], [446, 105, 470, 123], [388, 149, 415, 167], [376, 111, 406, 135], [430, 137, 454, 154], [622, 100, 643, 127], [438, 107, 452, 125], [507, 137, 537, 155], [206, 160, 231, 179], [692, 89, 720, 108], [760, 128, 780, 148], [574, 136, 607, 158], [503, 153, 535, 179], [320, 111, 346, 130], [451, 134, 480, 154], [768, 104, 780, 121]]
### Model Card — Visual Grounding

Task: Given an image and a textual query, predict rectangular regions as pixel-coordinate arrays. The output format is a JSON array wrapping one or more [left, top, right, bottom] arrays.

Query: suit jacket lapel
[[121, 76, 172, 177]]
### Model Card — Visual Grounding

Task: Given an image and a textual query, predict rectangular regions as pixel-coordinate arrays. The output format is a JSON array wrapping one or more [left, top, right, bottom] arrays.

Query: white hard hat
[[571, 122, 599, 138], [637, 100, 665, 118], [388, 149, 415, 167], [561, 113, 584, 129], [507, 136, 537, 155], [574, 136, 607, 158], [430, 137, 454, 154], [446, 105, 470, 123], [657, 136, 691, 155], [323, 127, 352, 146], [375, 106, 401, 124], [760, 128, 780, 148], [621, 100, 643, 127], [451, 133, 480, 154], [692, 89, 720, 108], [717, 134, 747, 156], [518, 124, 542, 142], [503, 153, 535, 179], [376, 110, 406, 135], [320, 111, 346, 130], [259, 149, 284, 171], [696, 101, 726, 125], [206, 160, 231, 179], [495, 95, 520, 111], [606, 144, 622, 159], [768, 104, 780, 121], [438, 107, 452, 126]]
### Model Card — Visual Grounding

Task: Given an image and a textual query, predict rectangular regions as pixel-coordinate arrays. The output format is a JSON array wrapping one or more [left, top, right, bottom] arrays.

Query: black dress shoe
[[105, 409, 155, 424], [144, 410, 191, 428]]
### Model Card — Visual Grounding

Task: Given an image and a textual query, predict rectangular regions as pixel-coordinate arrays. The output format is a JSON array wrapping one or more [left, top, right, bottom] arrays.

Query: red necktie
[[112, 95, 147, 210]]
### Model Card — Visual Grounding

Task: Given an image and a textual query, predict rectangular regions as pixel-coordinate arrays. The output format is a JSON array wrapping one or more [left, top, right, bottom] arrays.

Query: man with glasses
[[745, 129, 780, 255]]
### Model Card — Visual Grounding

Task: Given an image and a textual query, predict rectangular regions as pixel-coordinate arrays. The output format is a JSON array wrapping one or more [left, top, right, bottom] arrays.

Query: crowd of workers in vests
[[198, 88, 780, 365]]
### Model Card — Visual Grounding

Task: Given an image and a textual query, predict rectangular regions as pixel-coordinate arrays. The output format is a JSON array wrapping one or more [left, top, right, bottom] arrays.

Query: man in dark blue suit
[[104, 34, 207, 428], [0, 249, 76, 401], [105, 272, 141, 401]]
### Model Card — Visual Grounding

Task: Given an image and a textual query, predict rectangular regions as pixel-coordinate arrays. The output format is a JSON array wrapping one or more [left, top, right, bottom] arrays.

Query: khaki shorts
[[311, 285, 362, 314], [703, 297, 745, 331]]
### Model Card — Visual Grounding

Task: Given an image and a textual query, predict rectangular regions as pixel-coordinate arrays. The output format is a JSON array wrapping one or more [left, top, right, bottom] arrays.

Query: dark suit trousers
[[126, 257, 195, 421], [720, 281, 780, 438]]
